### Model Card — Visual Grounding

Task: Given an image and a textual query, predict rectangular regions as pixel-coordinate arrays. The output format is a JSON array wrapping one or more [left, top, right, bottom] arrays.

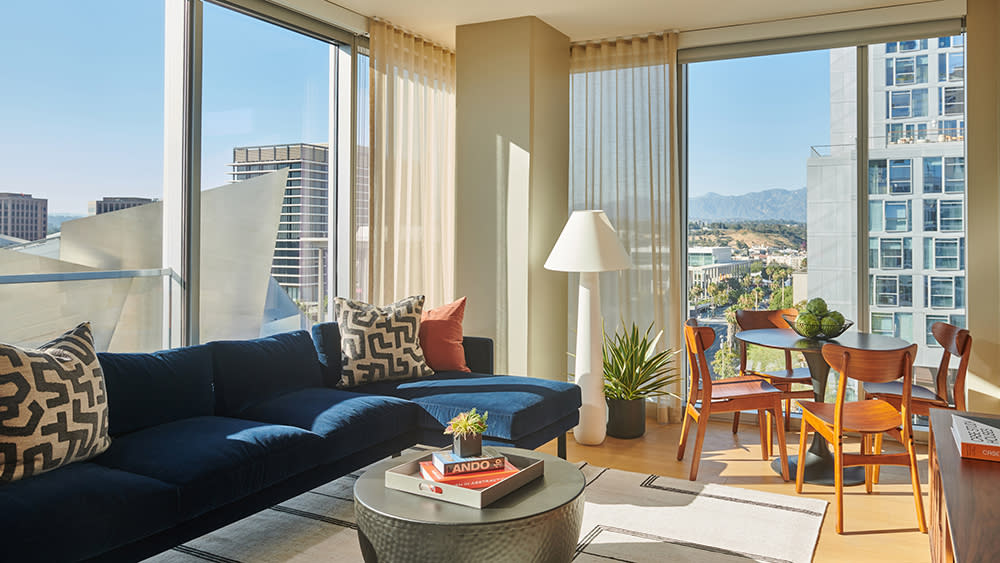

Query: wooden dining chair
[[864, 321, 971, 484], [796, 342, 926, 534], [734, 309, 815, 452], [677, 319, 790, 482]]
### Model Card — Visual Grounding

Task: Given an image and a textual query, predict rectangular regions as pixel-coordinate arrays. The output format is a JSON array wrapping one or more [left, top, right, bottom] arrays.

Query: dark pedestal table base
[[772, 452, 866, 486]]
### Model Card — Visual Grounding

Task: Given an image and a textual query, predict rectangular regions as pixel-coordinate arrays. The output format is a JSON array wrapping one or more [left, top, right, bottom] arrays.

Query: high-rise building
[[0, 192, 47, 241], [89, 197, 157, 215], [230, 143, 329, 304], [808, 36, 966, 367]]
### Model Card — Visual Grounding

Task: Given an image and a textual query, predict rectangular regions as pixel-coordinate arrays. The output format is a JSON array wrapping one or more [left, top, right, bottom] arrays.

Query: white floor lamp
[[545, 210, 632, 445]]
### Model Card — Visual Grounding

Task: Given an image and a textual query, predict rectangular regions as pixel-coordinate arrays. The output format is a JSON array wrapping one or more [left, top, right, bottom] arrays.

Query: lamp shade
[[544, 210, 632, 273]]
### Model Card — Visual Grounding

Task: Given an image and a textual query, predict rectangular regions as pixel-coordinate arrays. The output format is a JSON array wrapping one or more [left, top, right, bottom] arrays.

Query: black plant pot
[[453, 434, 482, 457], [606, 398, 646, 439]]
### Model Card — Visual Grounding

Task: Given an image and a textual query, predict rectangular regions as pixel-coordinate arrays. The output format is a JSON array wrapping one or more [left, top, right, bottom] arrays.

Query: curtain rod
[[372, 16, 455, 53], [570, 30, 678, 47]]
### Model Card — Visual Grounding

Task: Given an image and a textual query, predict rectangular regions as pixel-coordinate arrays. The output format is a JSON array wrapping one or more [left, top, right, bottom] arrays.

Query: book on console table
[[431, 447, 506, 475], [419, 460, 519, 489], [951, 414, 1000, 462]]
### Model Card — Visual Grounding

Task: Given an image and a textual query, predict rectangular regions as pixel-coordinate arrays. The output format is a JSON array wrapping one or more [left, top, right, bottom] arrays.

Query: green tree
[[771, 285, 795, 309], [711, 334, 741, 379]]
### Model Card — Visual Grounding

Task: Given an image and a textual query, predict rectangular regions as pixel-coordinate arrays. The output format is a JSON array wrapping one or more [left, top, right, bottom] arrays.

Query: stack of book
[[952, 414, 1000, 462], [419, 447, 519, 489]]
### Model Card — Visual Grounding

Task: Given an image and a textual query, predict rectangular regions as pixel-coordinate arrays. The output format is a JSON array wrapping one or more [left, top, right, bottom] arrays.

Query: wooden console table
[[929, 409, 1000, 562]]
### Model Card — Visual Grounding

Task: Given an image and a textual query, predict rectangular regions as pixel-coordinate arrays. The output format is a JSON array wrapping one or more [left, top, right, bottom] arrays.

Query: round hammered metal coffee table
[[354, 447, 585, 562]]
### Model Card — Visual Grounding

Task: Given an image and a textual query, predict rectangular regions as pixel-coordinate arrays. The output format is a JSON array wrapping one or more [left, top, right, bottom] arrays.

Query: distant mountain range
[[689, 188, 806, 222]]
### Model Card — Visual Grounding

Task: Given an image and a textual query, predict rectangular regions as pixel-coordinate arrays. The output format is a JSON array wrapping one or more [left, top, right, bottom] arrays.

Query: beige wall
[[966, 0, 1000, 413], [455, 17, 569, 379]]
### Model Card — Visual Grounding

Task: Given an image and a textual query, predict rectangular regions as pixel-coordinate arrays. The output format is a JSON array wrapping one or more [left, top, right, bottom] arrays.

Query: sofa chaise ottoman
[[312, 322, 581, 457]]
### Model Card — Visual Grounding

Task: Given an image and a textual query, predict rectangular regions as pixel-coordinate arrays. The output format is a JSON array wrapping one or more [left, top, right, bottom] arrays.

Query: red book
[[419, 460, 519, 489]]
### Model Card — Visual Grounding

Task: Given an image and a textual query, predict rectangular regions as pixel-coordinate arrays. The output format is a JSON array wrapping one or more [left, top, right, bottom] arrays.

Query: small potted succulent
[[444, 408, 489, 457]]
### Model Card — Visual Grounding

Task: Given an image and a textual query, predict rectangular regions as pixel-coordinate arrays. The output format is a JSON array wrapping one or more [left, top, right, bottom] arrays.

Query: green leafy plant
[[603, 322, 680, 401], [444, 408, 489, 438]]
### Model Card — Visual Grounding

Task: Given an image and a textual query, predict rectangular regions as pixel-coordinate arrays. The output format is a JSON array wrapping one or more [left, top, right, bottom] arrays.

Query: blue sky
[[0, 1, 329, 214], [1, 1, 828, 214], [688, 50, 831, 197]]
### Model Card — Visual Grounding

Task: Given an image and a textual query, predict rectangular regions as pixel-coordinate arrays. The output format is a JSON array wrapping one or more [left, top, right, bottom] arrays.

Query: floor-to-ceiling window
[[686, 49, 858, 401], [0, 0, 365, 350], [684, 32, 965, 409], [200, 3, 334, 338], [0, 1, 173, 352]]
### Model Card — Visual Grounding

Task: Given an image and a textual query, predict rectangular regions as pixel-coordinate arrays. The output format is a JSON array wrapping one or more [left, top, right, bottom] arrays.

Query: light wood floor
[[537, 418, 932, 563]]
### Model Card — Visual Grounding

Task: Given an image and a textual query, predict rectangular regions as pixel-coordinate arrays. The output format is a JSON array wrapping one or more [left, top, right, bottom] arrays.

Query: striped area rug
[[145, 455, 826, 563]]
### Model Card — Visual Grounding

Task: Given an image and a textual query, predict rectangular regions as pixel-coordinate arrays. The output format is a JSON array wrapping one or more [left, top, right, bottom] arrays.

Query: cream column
[[966, 0, 1000, 413], [455, 17, 570, 380]]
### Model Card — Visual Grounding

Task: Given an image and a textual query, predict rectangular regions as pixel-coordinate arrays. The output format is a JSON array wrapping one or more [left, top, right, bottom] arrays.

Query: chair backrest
[[932, 322, 972, 410], [735, 309, 798, 373], [684, 318, 717, 400], [822, 342, 919, 431], [735, 308, 797, 330]]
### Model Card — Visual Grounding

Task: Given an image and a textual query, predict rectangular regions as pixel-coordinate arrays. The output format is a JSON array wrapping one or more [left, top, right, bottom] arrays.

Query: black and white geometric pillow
[[333, 295, 434, 387], [0, 322, 111, 482]]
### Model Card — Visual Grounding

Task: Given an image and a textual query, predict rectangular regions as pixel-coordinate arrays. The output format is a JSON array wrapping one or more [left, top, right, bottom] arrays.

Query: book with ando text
[[951, 414, 1000, 462], [431, 447, 506, 475]]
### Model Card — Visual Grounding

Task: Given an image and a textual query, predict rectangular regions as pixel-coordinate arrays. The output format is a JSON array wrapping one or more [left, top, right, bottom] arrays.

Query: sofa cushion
[[312, 322, 344, 387], [238, 388, 420, 462], [94, 416, 323, 518], [352, 372, 582, 441], [99, 344, 215, 436], [332, 295, 434, 387], [211, 330, 324, 416], [0, 322, 111, 482], [0, 462, 179, 563], [420, 296, 471, 372]]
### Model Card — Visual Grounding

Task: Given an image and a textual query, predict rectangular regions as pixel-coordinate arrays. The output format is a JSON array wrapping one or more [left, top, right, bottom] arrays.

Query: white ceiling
[[327, 0, 927, 47]]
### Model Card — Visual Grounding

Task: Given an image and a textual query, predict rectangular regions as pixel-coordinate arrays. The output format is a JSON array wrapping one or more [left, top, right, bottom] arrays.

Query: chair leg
[[795, 418, 809, 493], [689, 412, 710, 481], [863, 434, 873, 494], [906, 435, 928, 533], [834, 436, 845, 534], [772, 404, 790, 481], [757, 410, 768, 460], [732, 411, 741, 434], [677, 407, 693, 461], [873, 432, 883, 484], [784, 398, 792, 431], [766, 410, 774, 457]]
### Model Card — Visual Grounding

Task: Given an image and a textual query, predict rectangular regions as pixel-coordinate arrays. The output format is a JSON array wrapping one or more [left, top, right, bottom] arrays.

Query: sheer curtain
[[366, 20, 456, 308], [569, 34, 685, 418]]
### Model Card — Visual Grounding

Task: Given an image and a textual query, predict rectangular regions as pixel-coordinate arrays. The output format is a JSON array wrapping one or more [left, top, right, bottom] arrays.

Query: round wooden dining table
[[734, 328, 911, 485]]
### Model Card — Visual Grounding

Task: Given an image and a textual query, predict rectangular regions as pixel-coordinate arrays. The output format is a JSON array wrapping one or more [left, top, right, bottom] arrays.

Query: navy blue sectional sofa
[[0, 325, 580, 563]]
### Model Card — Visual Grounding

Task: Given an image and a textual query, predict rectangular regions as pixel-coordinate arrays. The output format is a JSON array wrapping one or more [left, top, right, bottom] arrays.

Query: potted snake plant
[[603, 322, 680, 439]]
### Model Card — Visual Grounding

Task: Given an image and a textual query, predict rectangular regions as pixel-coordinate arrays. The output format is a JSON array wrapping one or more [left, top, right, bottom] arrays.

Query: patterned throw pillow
[[0, 323, 111, 481], [333, 295, 434, 387]]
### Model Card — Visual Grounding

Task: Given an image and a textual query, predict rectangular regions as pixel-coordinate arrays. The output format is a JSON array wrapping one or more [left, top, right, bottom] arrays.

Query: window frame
[[884, 200, 911, 232], [934, 238, 961, 270]]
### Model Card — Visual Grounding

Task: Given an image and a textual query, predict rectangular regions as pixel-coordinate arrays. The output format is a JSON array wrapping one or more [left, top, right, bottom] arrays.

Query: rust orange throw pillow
[[419, 297, 470, 372]]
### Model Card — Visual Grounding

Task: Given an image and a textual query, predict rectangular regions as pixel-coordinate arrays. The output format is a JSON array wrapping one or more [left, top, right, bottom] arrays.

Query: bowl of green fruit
[[782, 298, 853, 340]]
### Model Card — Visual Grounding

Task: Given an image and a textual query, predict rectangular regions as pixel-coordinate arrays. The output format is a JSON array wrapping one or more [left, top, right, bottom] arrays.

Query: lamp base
[[573, 271, 606, 446]]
